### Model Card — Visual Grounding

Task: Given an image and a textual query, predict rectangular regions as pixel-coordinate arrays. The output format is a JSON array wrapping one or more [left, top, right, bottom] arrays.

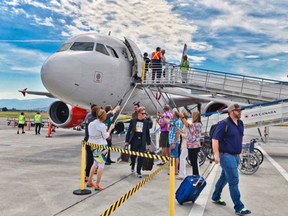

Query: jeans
[[212, 153, 244, 212]]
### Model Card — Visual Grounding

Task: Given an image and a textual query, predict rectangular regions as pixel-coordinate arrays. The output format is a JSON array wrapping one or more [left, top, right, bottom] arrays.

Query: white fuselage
[[41, 33, 141, 112]]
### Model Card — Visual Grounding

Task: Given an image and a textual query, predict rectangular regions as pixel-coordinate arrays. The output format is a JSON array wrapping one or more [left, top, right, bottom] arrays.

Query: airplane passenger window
[[57, 43, 72, 52], [70, 42, 94, 51], [96, 43, 109, 56], [106, 46, 119, 58]]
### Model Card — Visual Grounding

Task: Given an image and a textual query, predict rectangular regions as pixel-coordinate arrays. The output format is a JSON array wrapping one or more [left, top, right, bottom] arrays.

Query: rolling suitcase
[[176, 162, 215, 205], [142, 152, 155, 171], [118, 145, 130, 162]]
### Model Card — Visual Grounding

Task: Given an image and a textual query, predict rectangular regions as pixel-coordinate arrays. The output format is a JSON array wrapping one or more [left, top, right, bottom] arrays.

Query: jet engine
[[202, 101, 228, 113], [48, 101, 88, 128]]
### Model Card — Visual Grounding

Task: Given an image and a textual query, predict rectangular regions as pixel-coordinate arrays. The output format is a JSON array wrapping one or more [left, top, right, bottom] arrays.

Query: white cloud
[[245, 55, 259, 59], [0, 43, 49, 75]]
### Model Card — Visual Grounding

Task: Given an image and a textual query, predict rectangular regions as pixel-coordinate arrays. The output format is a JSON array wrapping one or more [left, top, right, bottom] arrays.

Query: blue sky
[[1, 0, 288, 99]]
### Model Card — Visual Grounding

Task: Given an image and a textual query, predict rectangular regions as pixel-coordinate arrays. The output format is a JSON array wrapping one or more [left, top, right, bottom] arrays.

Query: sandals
[[95, 184, 104, 190], [176, 177, 184, 180], [86, 182, 97, 188]]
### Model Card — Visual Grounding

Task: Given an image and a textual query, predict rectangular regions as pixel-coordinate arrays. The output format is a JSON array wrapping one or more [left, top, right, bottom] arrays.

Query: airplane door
[[124, 37, 144, 79]]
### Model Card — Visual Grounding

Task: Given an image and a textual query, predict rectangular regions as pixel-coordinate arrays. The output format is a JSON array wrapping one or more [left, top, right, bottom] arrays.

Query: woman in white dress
[[86, 109, 115, 190]]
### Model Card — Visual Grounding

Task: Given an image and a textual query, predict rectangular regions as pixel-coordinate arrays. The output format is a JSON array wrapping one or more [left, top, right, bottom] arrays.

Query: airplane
[[19, 33, 256, 129]]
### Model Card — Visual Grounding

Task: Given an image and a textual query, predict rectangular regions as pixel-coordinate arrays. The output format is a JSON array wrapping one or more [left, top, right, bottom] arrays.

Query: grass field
[[0, 111, 49, 119]]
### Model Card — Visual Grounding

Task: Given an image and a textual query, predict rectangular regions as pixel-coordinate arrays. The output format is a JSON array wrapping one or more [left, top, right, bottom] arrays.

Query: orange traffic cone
[[46, 120, 52, 138]]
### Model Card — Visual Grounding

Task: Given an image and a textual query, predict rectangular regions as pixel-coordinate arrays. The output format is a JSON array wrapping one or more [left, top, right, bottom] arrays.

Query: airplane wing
[[19, 88, 55, 98]]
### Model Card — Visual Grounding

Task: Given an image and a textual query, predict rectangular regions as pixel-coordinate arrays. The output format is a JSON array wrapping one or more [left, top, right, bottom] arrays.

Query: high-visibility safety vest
[[181, 60, 189, 71], [18, 115, 25, 124], [34, 114, 41, 123], [152, 51, 161, 60]]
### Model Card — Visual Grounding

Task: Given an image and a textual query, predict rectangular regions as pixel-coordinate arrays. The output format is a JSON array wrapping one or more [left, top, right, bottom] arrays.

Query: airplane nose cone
[[41, 53, 81, 99]]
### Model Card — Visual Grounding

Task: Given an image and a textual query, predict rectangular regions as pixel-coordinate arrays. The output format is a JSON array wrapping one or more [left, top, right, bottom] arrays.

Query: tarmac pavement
[[0, 118, 287, 216]]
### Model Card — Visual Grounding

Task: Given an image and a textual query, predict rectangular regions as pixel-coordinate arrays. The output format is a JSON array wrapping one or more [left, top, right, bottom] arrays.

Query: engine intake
[[48, 101, 87, 128]]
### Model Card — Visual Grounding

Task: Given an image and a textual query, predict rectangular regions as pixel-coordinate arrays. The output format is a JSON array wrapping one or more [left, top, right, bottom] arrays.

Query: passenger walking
[[175, 112, 189, 180], [181, 55, 189, 83], [17, 112, 25, 134], [125, 107, 152, 178], [179, 111, 202, 177], [34, 112, 42, 135], [84, 104, 99, 182], [151, 47, 162, 82], [211, 103, 251, 215], [87, 109, 115, 190], [132, 101, 153, 129], [104, 104, 121, 165], [156, 104, 172, 165]]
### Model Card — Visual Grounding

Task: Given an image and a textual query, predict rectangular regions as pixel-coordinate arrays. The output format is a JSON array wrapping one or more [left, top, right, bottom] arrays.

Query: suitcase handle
[[194, 161, 215, 186]]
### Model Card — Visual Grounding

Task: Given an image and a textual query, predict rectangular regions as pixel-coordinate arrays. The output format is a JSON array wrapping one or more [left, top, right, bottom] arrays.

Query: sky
[[1, 0, 288, 100]]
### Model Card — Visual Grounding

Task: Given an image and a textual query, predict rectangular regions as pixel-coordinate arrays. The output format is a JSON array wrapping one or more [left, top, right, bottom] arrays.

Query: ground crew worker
[[181, 55, 189, 83], [34, 112, 42, 135], [17, 112, 25, 134], [151, 47, 162, 82]]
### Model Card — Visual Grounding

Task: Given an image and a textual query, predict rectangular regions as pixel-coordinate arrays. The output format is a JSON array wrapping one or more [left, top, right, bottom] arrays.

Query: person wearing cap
[[211, 104, 251, 215]]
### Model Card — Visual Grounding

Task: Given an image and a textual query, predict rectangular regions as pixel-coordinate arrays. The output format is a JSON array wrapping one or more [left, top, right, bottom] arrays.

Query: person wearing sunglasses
[[125, 107, 152, 178], [211, 104, 251, 216]]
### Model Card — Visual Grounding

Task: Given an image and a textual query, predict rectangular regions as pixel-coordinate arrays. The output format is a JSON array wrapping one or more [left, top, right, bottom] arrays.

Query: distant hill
[[0, 98, 56, 111]]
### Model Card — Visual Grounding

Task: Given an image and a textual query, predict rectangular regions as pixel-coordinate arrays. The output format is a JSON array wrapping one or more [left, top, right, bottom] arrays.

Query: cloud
[[0, 43, 49, 75], [2, 0, 288, 79]]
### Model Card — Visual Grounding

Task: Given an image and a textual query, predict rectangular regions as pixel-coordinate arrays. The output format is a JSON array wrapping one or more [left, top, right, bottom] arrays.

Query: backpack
[[209, 118, 243, 141]]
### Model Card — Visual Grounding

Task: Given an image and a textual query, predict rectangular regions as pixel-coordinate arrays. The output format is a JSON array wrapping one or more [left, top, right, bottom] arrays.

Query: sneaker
[[17, 131, 19, 134], [22, 131, 25, 134], [137, 173, 142, 178], [157, 162, 165, 166], [105, 162, 111, 165], [236, 208, 251, 215], [212, 199, 226, 206], [131, 167, 135, 173]]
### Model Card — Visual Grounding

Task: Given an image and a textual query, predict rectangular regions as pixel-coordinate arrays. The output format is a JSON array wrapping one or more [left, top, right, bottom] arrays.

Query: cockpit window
[[96, 43, 109, 56], [106, 46, 119, 58], [57, 43, 72, 52], [70, 42, 94, 51]]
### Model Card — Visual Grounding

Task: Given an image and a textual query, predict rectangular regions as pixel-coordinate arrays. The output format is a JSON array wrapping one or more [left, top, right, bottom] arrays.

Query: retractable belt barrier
[[85, 141, 170, 161], [73, 141, 176, 216]]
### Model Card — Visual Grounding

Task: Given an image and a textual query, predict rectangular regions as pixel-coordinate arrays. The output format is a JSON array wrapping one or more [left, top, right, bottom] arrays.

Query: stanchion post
[[73, 141, 91, 195], [169, 157, 175, 216]]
